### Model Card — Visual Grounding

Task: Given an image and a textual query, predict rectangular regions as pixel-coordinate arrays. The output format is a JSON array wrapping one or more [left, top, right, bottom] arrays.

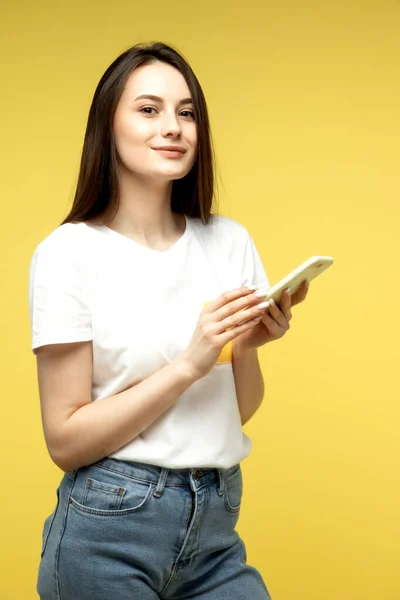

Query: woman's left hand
[[234, 280, 309, 352]]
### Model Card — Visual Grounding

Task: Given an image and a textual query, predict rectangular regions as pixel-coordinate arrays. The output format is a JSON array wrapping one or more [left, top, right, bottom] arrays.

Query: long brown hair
[[60, 42, 218, 227]]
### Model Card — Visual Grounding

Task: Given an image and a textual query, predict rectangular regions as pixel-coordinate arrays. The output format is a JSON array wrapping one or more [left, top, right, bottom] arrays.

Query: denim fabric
[[38, 457, 272, 599]]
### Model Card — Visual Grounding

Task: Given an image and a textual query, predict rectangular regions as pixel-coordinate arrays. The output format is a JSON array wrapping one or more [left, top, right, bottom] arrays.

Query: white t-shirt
[[28, 215, 269, 469]]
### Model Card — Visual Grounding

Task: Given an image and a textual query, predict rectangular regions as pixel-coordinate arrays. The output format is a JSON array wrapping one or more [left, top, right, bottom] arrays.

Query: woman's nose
[[161, 113, 182, 137]]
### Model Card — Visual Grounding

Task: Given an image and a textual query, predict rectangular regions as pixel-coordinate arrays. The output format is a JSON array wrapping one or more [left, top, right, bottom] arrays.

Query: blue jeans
[[38, 457, 272, 599]]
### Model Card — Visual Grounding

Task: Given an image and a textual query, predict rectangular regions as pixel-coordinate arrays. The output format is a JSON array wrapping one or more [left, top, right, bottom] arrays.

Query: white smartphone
[[258, 256, 334, 303]]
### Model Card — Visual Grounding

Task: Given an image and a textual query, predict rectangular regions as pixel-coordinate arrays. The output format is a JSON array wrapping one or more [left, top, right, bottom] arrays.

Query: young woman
[[29, 41, 308, 600]]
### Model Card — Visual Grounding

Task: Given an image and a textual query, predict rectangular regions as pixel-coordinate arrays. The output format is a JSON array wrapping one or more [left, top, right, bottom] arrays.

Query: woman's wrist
[[173, 354, 202, 385], [233, 338, 259, 358]]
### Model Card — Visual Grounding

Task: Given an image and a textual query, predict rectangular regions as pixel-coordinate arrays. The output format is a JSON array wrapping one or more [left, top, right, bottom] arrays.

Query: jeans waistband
[[68, 457, 240, 498]]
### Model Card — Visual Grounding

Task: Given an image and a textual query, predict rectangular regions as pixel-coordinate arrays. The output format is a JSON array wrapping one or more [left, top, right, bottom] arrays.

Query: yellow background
[[1, 1, 399, 598]]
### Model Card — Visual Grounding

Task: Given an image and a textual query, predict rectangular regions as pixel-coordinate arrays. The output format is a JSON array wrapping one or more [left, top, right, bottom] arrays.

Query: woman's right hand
[[181, 287, 268, 380]]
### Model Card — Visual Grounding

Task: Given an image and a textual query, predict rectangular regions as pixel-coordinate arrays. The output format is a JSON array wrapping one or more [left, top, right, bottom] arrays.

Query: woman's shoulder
[[29, 222, 98, 294], [33, 221, 92, 254]]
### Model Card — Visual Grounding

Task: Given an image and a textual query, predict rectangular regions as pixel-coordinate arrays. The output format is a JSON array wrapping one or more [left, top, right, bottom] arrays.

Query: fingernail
[[255, 289, 267, 298], [257, 301, 269, 310], [305, 281, 309, 289], [269, 299, 276, 307], [286, 288, 292, 296]]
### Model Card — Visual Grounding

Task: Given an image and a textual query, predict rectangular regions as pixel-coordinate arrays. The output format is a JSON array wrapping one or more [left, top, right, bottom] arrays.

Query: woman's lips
[[154, 149, 186, 158]]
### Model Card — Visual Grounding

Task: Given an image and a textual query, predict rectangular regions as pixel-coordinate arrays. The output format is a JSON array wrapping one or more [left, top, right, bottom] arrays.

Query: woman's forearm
[[53, 357, 198, 472], [232, 342, 265, 425]]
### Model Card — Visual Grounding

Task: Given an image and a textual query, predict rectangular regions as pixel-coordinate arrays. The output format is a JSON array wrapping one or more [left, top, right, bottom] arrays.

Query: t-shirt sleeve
[[28, 237, 92, 354], [240, 230, 270, 290]]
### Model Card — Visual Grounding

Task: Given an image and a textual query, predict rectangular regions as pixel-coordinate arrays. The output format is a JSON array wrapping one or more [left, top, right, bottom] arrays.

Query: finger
[[213, 291, 265, 324], [267, 299, 290, 329], [202, 287, 254, 315], [275, 291, 292, 323], [215, 299, 269, 334], [261, 311, 286, 339], [218, 315, 262, 346], [290, 280, 309, 307]]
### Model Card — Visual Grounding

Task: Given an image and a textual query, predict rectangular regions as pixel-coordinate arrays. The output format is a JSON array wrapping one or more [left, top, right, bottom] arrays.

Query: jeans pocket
[[69, 470, 154, 516], [223, 465, 243, 513], [41, 486, 60, 558], [81, 477, 126, 511]]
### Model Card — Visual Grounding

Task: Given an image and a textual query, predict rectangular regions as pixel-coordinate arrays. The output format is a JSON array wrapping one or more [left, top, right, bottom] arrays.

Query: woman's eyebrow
[[133, 94, 193, 106]]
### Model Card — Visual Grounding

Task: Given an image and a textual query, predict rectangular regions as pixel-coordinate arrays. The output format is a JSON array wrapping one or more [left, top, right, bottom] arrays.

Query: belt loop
[[153, 467, 169, 498], [217, 469, 225, 496]]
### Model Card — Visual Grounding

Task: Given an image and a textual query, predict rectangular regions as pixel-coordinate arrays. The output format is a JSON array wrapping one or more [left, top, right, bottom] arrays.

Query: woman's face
[[113, 61, 198, 183]]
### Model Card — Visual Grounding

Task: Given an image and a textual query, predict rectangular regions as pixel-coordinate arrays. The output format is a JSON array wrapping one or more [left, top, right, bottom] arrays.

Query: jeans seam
[[160, 489, 198, 595], [55, 471, 77, 600]]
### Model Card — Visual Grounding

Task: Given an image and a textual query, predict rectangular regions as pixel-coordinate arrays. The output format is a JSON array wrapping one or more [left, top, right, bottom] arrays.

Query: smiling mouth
[[153, 148, 186, 154], [153, 149, 187, 158]]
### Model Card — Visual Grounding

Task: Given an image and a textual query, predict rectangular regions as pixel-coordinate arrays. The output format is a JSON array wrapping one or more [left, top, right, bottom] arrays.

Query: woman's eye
[[181, 110, 195, 119], [140, 107, 157, 115], [139, 107, 195, 119]]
